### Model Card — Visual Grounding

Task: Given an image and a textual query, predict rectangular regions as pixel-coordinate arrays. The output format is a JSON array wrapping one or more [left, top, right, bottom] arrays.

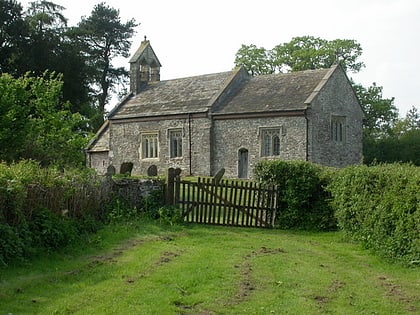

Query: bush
[[0, 160, 109, 265], [328, 164, 419, 264], [254, 160, 336, 231]]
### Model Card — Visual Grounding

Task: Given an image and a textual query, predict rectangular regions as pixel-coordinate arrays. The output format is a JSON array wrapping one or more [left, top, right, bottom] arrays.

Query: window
[[331, 116, 346, 143], [141, 133, 158, 158], [261, 128, 281, 157], [169, 129, 183, 158]]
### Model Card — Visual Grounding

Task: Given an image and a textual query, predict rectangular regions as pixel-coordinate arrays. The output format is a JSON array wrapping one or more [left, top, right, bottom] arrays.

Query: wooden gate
[[170, 173, 278, 228]]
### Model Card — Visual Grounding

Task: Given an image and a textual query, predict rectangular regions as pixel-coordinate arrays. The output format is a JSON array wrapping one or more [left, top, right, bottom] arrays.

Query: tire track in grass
[[228, 246, 287, 305]]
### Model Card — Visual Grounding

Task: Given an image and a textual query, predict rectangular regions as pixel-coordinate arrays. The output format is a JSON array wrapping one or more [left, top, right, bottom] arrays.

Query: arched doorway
[[238, 148, 249, 179]]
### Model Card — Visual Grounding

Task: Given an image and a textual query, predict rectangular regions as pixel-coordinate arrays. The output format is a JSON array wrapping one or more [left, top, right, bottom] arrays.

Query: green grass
[[0, 222, 418, 314]]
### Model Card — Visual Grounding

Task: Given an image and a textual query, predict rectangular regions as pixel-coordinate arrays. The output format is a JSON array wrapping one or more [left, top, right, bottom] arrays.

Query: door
[[238, 148, 249, 179]]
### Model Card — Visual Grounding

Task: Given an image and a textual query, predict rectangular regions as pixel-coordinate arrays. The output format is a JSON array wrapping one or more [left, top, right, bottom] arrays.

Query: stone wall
[[212, 116, 307, 178], [108, 116, 212, 177], [111, 177, 164, 210], [88, 151, 109, 175], [306, 68, 364, 167]]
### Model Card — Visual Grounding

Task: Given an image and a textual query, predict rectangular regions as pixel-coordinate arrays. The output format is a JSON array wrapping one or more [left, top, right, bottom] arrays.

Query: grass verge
[[0, 221, 418, 314]]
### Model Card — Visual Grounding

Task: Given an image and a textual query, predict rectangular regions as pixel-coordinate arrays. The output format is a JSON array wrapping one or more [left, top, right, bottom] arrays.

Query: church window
[[260, 128, 281, 157], [331, 116, 346, 143], [169, 129, 183, 158], [141, 133, 159, 159]]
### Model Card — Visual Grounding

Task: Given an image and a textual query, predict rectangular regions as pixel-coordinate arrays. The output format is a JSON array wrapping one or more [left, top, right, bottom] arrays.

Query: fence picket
[[174, 175, 277, 228]]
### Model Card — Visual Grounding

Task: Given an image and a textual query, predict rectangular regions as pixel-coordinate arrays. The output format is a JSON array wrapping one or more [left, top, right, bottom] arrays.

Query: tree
[[0, 72, 90, 167], [19, 1, 92, 120], [234, 36, 365, 75], [73, 2, 138, 129], [352, 82, 399, 139], [0, 0, 28, 75], [234, 44, 275, 75]]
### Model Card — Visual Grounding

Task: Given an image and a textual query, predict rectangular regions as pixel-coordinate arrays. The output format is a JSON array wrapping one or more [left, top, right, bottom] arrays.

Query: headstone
[[120, 162, 133, 176], [213, 168, 225, 184], [106, 165, 116, 177], [147, 165, 158, 176]]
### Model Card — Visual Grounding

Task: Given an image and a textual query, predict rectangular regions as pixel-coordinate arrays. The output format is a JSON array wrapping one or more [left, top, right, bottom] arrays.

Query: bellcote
[[129, 36, 162, 94]]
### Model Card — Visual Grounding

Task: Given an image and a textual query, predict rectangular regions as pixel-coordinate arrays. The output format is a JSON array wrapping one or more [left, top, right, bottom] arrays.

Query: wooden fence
[[167, 169, 278, 228]]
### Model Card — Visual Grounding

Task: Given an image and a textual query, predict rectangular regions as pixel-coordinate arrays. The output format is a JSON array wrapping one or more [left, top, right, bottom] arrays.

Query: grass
[[0, 221, 418, 314]]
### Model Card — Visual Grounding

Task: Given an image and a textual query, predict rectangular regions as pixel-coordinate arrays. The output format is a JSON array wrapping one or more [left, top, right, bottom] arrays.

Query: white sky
[[19, 0, 420, 116]]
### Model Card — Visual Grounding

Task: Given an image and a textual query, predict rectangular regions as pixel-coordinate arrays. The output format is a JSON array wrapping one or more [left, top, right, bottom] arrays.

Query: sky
[[19, 0, 420, 116]]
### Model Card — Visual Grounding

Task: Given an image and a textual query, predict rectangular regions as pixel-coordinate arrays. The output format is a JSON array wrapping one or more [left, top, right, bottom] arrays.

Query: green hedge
[[254, 160, 336, 231], [327, 164, 419, 264], [0, 161, 105, 265]]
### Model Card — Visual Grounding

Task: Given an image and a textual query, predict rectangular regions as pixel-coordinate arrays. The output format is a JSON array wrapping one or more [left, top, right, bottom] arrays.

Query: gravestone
[[120, 162, 133, 176], [106, 165, 116, 177], [147, 165, 158, 176]]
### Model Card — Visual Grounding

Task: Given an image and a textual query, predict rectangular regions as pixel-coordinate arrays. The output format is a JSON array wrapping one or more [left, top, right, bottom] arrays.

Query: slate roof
[[109, 70, 235, 119], [109, 66, 334, 120], [212, 68, 330, 115]]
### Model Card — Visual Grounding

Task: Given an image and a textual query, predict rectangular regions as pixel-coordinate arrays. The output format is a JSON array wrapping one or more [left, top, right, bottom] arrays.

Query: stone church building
[[86, 38, 364, 178]]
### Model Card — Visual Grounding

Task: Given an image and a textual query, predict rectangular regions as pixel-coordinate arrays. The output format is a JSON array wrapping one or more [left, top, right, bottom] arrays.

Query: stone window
[[141, 132, 159, 159], [331, 116, 346, 143], [169, 128, 183, 158], [260, 128, 281, 157]]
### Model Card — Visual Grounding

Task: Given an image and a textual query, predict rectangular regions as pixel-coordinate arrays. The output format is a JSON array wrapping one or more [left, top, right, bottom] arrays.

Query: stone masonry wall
[[212, 116, 307, 178], [108, 116, 212, 177], [306, 68, 364, 167]]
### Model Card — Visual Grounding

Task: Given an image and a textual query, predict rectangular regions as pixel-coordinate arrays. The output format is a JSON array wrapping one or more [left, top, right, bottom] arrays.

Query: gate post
[[165, 168, 175, 205], [165, 167, 182, 205]]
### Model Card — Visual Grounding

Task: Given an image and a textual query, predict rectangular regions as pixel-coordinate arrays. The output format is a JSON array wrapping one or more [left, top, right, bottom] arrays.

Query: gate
[[167, 169, 278, 228]]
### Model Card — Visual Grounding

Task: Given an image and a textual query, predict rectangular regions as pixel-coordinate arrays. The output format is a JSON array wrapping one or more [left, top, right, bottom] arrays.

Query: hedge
[[254, 160, 337, 231], [327, 163, 419, 265]]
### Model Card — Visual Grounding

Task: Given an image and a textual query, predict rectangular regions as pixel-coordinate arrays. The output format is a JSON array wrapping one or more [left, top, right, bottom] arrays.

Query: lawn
[[0, 222, 418, 314]]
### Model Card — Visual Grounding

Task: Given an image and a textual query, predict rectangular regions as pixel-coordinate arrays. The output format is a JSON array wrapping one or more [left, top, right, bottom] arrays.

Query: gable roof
[[129, 38, 162, 67], [212, 67, 330, 116], [109, 70, 236, 120], [109, 66, 338, 120]]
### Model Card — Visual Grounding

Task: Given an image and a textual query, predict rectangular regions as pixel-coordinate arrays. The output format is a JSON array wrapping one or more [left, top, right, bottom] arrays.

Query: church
[[86, 38, 364, 178]]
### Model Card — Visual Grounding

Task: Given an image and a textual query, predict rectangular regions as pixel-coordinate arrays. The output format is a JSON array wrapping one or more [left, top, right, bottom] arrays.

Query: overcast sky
[[19, 0, 420, 116]]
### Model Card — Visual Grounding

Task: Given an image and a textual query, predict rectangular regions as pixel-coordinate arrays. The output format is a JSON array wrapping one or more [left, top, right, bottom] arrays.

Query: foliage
[[361, 102, 419, 165], [72, 2, 138, 129], [0, 0, 28, 75], [0, 160, 106, 265], [254, 160, 336, 231], [1, 1, 138, 131], [234, 44, 275, 75], [353, 82, 399, 140], [234, 35, 365, 75], [0, 72, 90, 167], [327, 164, 419, 264]]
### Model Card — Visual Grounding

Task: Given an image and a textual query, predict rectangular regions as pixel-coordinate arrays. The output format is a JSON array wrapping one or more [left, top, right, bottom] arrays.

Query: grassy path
[[1, 223, 418, 314]]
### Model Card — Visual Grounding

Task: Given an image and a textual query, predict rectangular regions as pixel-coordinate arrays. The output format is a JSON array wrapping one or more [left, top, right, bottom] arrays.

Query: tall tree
[[352, 82, 399, 140], [0, 0, 28, 75], [73, 2, 137, 129], [234, 44, 275, 75], [234, 36, 365, 75], [21, 1, 92, 118]]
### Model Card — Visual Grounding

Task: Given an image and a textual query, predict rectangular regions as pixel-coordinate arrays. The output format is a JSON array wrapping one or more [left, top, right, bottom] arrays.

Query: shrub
[[254, 160, 336, 230], [328, 163, 419, 264], [0, 160, 109, 265]]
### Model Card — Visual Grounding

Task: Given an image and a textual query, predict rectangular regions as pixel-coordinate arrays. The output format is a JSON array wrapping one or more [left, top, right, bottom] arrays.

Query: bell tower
[[129, 36, 162, 94]]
